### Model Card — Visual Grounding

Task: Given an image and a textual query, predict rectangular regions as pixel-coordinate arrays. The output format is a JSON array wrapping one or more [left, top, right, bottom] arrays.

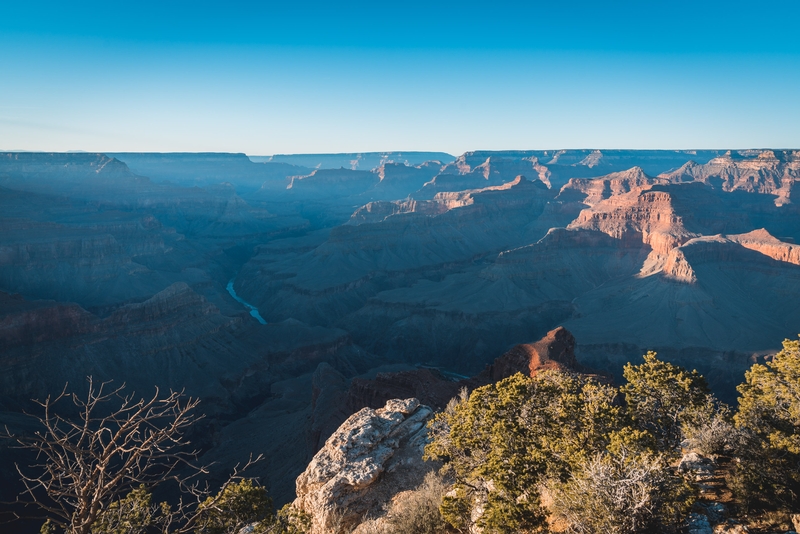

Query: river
[[226, 279, 267, 324]]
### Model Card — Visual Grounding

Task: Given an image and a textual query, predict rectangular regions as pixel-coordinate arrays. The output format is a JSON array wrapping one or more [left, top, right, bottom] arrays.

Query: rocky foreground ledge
[[293, 398, 435, 534]]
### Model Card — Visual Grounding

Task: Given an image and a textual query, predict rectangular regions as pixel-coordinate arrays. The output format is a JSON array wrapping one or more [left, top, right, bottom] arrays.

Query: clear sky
[[2, 0, 799, 155]]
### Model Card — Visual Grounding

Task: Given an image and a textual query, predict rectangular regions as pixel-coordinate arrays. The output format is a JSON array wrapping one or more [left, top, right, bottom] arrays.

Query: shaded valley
[[1, 148, 799, 518]]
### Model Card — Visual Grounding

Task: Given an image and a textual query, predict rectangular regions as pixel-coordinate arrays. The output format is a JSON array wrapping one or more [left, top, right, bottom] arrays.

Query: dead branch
[[2, 377, 205, 534]]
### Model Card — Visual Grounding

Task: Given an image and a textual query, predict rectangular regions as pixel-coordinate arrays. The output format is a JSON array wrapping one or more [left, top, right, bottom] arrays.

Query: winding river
[[226, 279, 267, 324]]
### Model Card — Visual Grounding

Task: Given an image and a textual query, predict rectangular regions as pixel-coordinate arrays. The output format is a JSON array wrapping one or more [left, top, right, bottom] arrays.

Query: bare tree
[[3, 377, 264, 534]]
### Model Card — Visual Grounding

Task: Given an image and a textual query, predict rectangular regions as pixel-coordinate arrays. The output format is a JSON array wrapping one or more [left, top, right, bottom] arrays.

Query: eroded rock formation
[[486, 326, 578, 381], [294, 398, 435, 534]]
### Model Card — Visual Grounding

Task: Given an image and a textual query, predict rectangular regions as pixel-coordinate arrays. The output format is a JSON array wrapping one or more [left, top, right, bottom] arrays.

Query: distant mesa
[[658, 149, 800, 198], [251, 151, 455, 170]]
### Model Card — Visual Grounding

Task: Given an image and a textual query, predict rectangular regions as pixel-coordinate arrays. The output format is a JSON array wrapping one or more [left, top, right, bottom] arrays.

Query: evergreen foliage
[[91, 485, 161, 534], [85, 480, 306, 534], [271, 504, 311, 534], [426, 352, 715, 534], [734, 337, 800, 509], [426, 370, 634, 533], [621, 351, 709, 451], [193, 479, 273, 534]]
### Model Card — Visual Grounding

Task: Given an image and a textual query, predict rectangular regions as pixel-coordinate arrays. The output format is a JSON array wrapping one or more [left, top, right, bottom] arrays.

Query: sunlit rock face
[[293, 398, 435, 534], [660, 150, 800, 197]]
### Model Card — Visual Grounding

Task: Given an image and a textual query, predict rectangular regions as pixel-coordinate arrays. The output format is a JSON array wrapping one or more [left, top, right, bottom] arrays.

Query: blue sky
[[1, 1, 799, 154]]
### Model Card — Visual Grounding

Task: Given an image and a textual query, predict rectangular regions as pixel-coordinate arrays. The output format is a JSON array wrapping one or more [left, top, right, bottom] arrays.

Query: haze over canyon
[[1, 148, 799, 514]]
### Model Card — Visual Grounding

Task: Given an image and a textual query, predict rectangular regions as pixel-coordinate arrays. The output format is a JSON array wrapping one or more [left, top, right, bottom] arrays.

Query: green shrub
[[268, 504, 310, 534], [194, 479, 273, 534], [89, 479, 278, 534], [425, 371, 623, 533], [91, 485, 161, 534], [734, 337, 800, 509], [622, 352, 709, 453]]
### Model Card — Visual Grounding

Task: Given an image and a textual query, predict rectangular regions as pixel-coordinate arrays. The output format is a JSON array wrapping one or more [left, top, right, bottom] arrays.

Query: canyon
[[1, 148, 799, 522]]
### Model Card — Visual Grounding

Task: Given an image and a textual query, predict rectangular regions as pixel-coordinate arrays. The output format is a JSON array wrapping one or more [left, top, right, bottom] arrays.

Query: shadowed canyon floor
[[1, 149, 799, 522]]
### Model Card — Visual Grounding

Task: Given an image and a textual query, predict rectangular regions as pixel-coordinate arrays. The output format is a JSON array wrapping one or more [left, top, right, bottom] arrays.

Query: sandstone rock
[[557, 166, 661, 206], [293, 398, 435, 534], [729, 228, 800, 266], [659, 150, 800, 197], [487, 326, 577, 381]]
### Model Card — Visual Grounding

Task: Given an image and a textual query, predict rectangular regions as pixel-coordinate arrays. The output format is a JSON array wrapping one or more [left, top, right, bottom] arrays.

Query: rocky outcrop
[[566, 185, 699, 277], [728, 228, 800, 265], [568, 186, 696, 255], [294, 398, 435, 534], [557, 166, 661, 206], [659, 150, 800, 198], [662, 230, 800, 284], [661, 247, 698, 283], [287, 168, 380, 198], [487, 326, 578, 381], [416, 155, 550, 197], [349, 175, 547, 225]]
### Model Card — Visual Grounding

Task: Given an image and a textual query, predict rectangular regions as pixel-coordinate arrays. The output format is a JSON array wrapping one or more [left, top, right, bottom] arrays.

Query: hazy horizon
[[4, 148, 800, 159]]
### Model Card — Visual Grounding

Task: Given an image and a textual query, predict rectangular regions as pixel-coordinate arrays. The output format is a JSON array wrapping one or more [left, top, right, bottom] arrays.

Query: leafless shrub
[[544, 452, 690, 534], [352, 518, 389, 534], [382, 471, 452, 534], [681, 395, 738, 457], [2, 377, 262, 534]]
